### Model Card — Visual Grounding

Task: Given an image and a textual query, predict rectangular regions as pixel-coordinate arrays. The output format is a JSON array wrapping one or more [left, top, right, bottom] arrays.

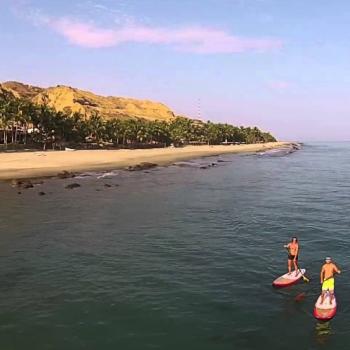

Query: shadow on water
[[314, 321, 332, 346]]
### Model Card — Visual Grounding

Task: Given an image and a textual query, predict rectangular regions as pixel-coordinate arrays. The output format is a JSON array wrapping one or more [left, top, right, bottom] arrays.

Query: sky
[[1, 0, 350, 141]]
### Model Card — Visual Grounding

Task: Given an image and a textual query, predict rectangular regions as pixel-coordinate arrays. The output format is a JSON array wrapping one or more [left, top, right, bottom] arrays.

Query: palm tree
[[0, 101, 12, 148], [105, 119, 123, 145], [88, 112, 104, 142], [0, 88, 277, 149]]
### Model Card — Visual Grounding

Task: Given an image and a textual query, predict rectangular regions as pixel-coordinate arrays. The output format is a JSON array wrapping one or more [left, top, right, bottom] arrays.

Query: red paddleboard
[[272, 269, 306, 288], [313, 292, 337, 321]]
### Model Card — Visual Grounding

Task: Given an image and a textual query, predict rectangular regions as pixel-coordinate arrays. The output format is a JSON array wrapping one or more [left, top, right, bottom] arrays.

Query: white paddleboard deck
[[315, 294, 337, 309], [273, 269, 306, 287]]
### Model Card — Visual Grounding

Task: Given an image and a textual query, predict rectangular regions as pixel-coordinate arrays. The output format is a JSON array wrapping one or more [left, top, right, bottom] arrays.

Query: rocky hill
[[0, 81, 175, 121]]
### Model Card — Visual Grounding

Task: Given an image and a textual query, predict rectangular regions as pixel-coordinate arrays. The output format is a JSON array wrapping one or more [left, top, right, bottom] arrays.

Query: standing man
[[284, 237, 299, 276], [320, 257, 341, 305]]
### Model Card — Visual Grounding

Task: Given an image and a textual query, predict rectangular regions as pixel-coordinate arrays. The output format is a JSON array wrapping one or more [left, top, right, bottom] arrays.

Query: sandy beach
[[0, 142, 291, 180]]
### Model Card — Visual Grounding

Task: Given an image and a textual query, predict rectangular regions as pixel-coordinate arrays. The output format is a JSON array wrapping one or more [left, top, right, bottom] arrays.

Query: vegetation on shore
[[0, 87, 276, 150]]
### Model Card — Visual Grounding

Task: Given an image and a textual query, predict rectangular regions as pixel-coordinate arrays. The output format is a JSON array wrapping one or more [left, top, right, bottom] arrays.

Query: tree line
[[0, 88, 276, 150]]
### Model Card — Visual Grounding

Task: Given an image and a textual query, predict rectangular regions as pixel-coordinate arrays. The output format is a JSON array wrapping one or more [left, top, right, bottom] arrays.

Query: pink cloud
[[51, 19, 117, 48], [268, 81, 291, 90], [47, 18, 282, 54]]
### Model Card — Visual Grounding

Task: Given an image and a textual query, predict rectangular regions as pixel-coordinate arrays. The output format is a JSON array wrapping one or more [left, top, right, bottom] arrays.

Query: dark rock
[[11, 179, 23, 188], [57, 170, 76, 179], [126, 162, 158, 171], [65, 183, 81, 189], [200, 166, 208, 169], [17, 191, 21, 195], [104, 184, 112, 188], [38, 191, 46, 196], [139, 162, 158, 169], [114, 184, 120, 187], [12, 179, 43, 189], [22, 181, 34, 189]]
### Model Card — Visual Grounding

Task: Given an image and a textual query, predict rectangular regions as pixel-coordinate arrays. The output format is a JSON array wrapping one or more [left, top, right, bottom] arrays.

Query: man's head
[[292, 237, 298, 243], [325, 257, 332, 264]]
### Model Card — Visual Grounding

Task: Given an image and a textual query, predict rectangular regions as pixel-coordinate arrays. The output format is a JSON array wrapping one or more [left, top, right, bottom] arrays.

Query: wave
[[257, 143, 302, 157]]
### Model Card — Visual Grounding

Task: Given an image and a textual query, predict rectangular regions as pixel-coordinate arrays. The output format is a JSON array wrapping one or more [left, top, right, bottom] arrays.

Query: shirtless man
[[284, 237, 299, 275], [320, 257, 341, 305]]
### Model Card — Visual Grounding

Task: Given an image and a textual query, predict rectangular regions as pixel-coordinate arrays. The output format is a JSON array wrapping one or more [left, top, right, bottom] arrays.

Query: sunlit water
[[1, 143, 350, 349]]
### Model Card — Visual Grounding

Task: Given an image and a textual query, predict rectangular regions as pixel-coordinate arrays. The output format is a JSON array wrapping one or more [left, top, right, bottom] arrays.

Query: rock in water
[[11, 179, 33, 188], [11, 179, 43, 189], [57, 170, 76, 179], [126, 162, 158, 171], [11, 179, 23, 188], [139, 162, 158, 169], [22, 181, 34, 189], [65, 183, 81, 189]]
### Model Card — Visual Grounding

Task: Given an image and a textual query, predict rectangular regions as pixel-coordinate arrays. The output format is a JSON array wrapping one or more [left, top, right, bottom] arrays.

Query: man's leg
[[329, 280, 335, 304], [288, 259, 292, 274], [320, 289, 326, 304], [293, 259, 298, 275]]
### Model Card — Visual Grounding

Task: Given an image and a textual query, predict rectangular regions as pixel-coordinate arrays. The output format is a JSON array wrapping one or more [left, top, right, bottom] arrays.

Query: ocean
[[1, 143, 350, 349]]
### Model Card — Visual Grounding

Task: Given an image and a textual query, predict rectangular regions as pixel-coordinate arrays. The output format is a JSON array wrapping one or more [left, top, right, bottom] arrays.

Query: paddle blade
[[302, 275, 310, 283]]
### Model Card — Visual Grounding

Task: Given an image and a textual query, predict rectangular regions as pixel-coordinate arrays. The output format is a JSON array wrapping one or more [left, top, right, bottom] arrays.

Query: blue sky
[[1, 0, 350, 140]]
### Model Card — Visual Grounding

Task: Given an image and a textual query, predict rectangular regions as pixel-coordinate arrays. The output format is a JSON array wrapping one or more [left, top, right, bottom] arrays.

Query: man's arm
[[320, 266, 324, 284], [334, 264, 341, 274]]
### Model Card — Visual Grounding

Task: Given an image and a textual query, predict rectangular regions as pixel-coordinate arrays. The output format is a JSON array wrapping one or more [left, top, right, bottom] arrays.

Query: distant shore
[[0, 142, 293, 181]]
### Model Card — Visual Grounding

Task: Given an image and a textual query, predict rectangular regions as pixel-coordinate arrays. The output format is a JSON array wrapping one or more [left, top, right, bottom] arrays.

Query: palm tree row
[[0, 90, 276, 150]]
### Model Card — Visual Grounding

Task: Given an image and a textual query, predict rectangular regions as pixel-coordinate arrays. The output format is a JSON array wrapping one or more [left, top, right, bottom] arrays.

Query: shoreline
[[0, 142, 295, 181]]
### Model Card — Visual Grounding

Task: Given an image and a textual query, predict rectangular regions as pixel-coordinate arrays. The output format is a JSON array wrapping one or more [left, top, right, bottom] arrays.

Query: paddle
[[296, 262, 310, 283], [284, 247, 310, 283]]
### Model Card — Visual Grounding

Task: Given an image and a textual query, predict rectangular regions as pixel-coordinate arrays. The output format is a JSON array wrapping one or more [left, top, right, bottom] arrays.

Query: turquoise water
[[1, 143, 350, 349]]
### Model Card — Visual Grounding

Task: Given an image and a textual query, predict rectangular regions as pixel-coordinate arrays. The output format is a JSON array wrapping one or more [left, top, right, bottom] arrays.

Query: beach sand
[[0, 142, 291, 180]]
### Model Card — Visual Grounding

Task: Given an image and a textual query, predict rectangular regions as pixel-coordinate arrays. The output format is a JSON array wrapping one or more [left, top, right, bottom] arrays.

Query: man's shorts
[[288, 254, 298, 261], [322, 278, 334, 291]]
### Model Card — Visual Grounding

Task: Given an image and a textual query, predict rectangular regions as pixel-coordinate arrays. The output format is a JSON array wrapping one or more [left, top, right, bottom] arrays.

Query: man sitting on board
[[320, 257, 341, 305], [283, 237, 299, 276]]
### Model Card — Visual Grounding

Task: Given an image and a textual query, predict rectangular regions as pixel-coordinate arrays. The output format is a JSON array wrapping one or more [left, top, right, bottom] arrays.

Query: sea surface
[[1, 143, 350, 350]]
